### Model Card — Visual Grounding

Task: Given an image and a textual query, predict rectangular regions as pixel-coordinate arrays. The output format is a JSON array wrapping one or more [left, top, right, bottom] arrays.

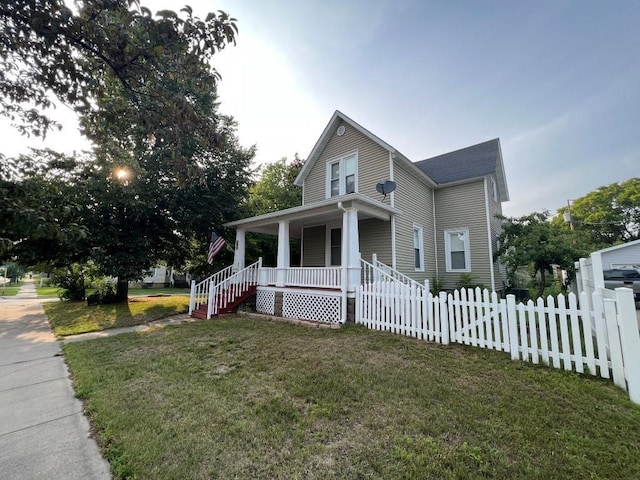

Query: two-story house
[[190, 110, 509, 324]]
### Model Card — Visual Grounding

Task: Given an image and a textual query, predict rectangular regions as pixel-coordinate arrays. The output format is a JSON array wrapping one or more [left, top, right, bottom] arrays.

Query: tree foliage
[[0, 1, 254, 301], [495, 212, 587, 297], [555, 178, 640, 248], [244, 157, 303, 266], [1, 0, 237, 164]]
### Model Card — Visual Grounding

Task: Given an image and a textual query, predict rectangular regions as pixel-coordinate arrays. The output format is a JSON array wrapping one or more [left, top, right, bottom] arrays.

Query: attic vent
[[336, 125, 346, 136]]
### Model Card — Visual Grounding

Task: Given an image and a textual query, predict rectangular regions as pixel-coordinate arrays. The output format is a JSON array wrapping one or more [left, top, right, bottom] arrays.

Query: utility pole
[[563, 199, 574, 231]]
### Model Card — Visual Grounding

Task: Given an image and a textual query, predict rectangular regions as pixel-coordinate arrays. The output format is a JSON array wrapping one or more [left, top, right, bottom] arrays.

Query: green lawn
[[44, 296, 190, 336], [63, 318, 640, 479], [0, 280, 23, 296], [128, 287, 190, 296]]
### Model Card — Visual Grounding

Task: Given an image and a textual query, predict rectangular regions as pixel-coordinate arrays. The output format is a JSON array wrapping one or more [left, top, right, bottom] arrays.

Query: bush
[[456, 273, 485, 290], [87, 277, 119, 305], [52, 264, 94, 301]]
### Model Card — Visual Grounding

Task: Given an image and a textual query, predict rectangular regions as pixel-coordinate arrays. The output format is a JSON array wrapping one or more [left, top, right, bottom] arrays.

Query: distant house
[[191, 110, 509, 323], [129, 266, 191, 288]]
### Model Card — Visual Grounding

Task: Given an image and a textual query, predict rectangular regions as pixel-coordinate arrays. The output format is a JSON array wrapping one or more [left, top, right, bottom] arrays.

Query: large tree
[[1, 1, 254, 300], [555, 178, 640, 248], [495, 211, 587, 297], [243, 157, 303, 266], [1, 0, 237, 158]]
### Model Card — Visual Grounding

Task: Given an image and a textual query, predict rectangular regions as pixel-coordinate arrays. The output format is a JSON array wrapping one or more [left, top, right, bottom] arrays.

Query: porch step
[[190, 285, 257, 319], [217, 285, 257, 314], [191, 305, 209, 319]]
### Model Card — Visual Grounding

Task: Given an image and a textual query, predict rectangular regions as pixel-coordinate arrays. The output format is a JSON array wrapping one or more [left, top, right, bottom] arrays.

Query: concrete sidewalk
[[0, 280, 111, 479]]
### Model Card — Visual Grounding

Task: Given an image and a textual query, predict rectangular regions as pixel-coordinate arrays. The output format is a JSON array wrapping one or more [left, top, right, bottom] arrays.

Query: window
[[488, 176, 497, 202], [445, 228, 470, 272], [413, 224, 424, 271], [330, 228, 341, 266], [327, 152, 357, 197]]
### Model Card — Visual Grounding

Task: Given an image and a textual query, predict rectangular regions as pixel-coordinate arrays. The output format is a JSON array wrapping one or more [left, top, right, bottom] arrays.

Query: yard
[[45, 296, 190, 336], [63, 316, 640, 479]]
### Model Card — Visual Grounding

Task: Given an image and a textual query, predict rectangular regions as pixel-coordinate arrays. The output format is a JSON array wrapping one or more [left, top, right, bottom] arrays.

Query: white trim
[[391, 216, 397, 270], [325, 150, 358, 198], [484, 178, 496, 291], [432, 189, 438, 277], [294, 110, 436, 189], [413, 223, 425, 272], [444, 228, 471, 273]]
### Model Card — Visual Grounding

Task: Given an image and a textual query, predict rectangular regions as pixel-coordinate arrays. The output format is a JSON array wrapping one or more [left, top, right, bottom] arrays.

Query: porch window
[[330, 228, 341, 266], [327, 152, 357, 197], [413, 224, 424, 271], [445, 228, 470, 272]]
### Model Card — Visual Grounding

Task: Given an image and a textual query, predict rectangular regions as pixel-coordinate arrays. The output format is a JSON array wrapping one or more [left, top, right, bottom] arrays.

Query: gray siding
[[301, 226, 325, 267], [359, 218, 392, 265], [602, 244, 640, 269], [393, 162, 435, 283], [434, 180, 491, 290], [303, 120, 391, 205], [487, 176, 508, 290]]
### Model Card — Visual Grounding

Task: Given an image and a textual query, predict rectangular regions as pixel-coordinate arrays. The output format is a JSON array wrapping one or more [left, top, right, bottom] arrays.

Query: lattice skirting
[[256, 290, 275, 315], [283, 292, 341, 323]]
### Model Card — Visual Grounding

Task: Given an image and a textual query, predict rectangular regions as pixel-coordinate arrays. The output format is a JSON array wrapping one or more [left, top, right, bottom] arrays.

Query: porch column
[[276, 220, 290, 287], [342, 207, 361, 293], [232, 228, 246, 272]]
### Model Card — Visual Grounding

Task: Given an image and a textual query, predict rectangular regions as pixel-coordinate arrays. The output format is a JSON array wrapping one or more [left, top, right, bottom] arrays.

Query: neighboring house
[[129, 266, 191, 288], [191, 110, 509, 323], [574, 238, 640, 301]]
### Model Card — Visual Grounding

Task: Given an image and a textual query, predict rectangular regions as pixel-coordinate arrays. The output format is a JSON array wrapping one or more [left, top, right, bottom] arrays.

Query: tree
[[1, 1, 237, 170], [495, 211, 587, 297], [243, 157, 303, 266], [555, 178, 640, 248]]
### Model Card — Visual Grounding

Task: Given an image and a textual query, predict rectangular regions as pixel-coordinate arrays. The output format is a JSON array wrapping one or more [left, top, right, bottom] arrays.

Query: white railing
[[259, 267, 342, 289], [356, 283, 640, 404], [286, 267, 341, 288], [371, 254, 425, 291], [260, 267, 277, 286], [207, 259, 261, 318], [189, 264, 234, 315]]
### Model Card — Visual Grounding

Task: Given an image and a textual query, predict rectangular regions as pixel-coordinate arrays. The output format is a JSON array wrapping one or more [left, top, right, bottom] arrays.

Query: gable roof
[[294, 110, 509, 202], [414, 138, 510, 202], [294, 110, 435, 188]]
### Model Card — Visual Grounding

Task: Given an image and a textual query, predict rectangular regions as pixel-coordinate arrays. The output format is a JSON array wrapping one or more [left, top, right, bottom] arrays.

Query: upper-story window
[[413, 224, 424, 271], [327, 152, 357, 197], [488, 176, 497, 202]]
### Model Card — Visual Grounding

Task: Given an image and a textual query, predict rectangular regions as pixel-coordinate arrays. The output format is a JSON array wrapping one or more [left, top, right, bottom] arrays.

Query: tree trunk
[[537, 269, 546, 298], [115, 278, 129, 302]]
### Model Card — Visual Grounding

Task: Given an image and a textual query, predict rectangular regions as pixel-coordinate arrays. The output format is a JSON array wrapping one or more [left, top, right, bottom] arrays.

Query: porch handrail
[[208, 259, 262, 318], [189, 264, 234, 314], [368, 254, 426, 292]]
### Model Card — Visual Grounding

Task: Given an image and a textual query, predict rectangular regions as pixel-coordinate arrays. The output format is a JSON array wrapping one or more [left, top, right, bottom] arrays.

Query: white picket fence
[[356, 283, 640, 403]]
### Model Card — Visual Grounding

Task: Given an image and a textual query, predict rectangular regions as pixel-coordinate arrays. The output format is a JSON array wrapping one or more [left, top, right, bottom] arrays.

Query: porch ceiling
[[224, 193, 401, 237]]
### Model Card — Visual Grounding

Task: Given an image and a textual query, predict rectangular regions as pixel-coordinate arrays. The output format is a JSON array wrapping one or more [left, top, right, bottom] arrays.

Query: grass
[[0, 280, 23, 296], [44, 296, 190, 336], [128, 287, 190, 296], [62, 317, 640, 479]]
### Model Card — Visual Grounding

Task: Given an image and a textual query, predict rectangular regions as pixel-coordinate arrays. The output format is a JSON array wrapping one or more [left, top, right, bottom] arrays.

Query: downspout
[[389, 152, 397, 269], [338, 201, 348, 323], [484, 177, 496, 291], [432, 189, 438, 278]]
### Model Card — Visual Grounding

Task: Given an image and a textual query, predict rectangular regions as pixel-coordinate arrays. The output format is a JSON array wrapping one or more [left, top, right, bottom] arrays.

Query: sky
[[2, 0, 639, 217]]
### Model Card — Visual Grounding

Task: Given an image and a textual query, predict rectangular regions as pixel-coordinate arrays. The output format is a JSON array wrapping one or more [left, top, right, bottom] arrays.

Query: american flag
[[207, 231, 226, 264]]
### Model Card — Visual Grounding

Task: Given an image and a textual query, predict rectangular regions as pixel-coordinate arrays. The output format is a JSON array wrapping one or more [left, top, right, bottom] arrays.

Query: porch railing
[[259, 266, 342, 289], [208, 259, 261, 318], [371, 253, 426, 291], [189, 264, 234, 315]]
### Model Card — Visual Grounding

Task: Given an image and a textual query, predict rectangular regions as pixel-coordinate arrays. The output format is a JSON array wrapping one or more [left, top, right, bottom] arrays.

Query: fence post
[[506, 295, 519, 361], [188, 280, 196, 314], [615, 287, 640, 403], [439, 291, 449, 344]]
